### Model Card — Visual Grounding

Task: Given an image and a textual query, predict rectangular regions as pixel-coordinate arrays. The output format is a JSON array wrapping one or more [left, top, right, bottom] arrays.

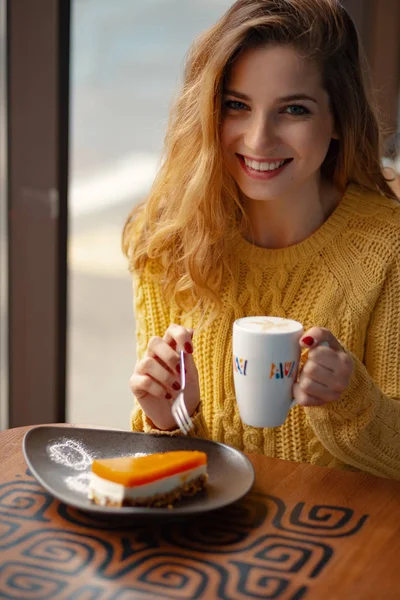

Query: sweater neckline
[[232, 183, 363, 266]]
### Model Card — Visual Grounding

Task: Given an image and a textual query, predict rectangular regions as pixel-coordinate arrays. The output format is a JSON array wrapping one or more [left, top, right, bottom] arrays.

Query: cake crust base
[[89, 473, 208, 509]]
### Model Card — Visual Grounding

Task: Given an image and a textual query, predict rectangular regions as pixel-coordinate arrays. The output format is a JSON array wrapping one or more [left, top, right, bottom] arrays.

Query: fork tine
[[171, 394, 186, 433], [176, 396, 191, 431], [182, 414, 193, 435], [179, 401, 193, 433], [171, 350, 194, 435], [172, 394, 193, 434], [176, 410, 189, 435], [172, 399, 190, 435], [180, 398, 193, 429]]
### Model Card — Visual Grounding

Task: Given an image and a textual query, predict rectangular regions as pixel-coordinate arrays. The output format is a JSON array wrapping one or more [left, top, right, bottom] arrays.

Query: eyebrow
[[224, 90, 318, 104]]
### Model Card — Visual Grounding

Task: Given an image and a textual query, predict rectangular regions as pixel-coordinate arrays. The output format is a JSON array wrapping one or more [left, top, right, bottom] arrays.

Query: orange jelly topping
[[91, 450, 207, 487]]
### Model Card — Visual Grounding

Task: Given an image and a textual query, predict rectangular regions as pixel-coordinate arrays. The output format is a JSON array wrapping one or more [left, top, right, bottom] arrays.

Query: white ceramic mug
[[233, 316, 304, 428]]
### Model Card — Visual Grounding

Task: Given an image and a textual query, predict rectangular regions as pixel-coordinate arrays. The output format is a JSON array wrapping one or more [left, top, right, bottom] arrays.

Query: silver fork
[[171, 350, 194, 435]]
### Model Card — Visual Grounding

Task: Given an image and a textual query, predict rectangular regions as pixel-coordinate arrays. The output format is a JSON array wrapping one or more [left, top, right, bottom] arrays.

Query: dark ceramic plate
[[22, 426, 255, 517]]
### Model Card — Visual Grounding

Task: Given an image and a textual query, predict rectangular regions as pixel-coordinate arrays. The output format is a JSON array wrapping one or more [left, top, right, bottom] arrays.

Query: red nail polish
[[165, 393, 172, 400], [170, 340, 177, 350], [172, 381, 180, 391], [176, 363, 181, 374], [184, 342, 193, 354], [302, 336, 314, 347]]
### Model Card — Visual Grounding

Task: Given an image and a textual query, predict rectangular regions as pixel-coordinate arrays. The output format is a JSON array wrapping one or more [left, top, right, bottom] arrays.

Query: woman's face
[[221, 44, 336, 203]]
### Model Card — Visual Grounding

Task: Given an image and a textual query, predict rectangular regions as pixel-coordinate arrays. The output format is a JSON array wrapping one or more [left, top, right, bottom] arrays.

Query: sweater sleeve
[[305, 256, 400, 479], [129, 267, 210, 440]]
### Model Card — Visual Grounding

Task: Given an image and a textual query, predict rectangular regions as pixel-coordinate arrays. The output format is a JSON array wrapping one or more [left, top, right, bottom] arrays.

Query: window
[[67, 0, 234, 428]]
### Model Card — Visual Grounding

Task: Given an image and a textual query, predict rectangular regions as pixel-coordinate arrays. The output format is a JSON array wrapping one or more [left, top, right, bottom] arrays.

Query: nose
[[243, 112, 280, 155]]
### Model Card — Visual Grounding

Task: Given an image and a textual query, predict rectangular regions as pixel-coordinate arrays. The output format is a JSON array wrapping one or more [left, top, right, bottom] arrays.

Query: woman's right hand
[[129, 324, 201, 431]]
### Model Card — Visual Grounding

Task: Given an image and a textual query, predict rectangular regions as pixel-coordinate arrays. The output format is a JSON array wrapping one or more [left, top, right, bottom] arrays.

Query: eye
[[224, 99, 249, 111], [282, 104, 311, 116]]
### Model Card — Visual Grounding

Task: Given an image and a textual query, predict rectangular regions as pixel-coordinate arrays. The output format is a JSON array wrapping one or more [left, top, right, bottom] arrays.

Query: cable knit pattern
[[129, 184, 400, 479]]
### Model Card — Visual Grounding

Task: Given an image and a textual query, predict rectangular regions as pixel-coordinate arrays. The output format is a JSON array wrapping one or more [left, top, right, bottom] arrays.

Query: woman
[[123, 0, 400, 479]]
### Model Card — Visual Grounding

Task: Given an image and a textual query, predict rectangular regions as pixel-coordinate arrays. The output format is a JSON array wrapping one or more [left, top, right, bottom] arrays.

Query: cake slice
[[88, 450, 208, 508]]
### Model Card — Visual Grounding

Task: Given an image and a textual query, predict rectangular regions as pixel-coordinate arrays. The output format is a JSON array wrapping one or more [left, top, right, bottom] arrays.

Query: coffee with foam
[[233, 315, 304, 427], [235, 316, 303, 334]]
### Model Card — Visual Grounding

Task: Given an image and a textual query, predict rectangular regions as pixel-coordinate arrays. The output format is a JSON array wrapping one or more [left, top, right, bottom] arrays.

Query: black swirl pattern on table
[[0, 478, 369, 600], [258, 494, 369, 537], [0, 517, 20, 544], [159, 491, 359, 553], [0, 563, 67, 599], [158, 497, 268, 552], [0, 480, 52, 522], [104, 555, 308, 600], [225, 561, 309, 600], [1, 528, 114, 571], [253, 535, 332, 577], [120, 553, 218, 599]]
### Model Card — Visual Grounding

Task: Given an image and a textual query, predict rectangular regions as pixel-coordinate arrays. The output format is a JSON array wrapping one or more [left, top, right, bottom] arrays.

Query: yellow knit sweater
[[130, 184, 400, 479]]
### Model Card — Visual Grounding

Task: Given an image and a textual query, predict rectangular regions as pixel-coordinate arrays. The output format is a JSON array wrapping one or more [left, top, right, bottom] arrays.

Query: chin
[[238, 183, 290, 202]]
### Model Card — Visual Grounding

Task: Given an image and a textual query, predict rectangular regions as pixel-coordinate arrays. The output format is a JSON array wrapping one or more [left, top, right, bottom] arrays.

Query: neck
[[242, 178, 340, 249]]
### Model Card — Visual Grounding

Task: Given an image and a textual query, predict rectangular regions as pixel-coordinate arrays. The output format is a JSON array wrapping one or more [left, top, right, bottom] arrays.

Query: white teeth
[[243, 157, 286, 171]]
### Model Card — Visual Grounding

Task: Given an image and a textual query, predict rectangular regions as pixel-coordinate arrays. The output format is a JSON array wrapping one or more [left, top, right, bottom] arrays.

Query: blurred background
[[1, 0, 399, 431]]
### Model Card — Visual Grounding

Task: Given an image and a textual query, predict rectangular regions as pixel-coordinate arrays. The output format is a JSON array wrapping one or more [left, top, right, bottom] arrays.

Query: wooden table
[[1, 425, 400, 600]]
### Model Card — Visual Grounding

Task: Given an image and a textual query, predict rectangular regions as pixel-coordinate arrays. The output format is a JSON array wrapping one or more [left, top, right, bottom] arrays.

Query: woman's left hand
[[293, 327, 354, 407]]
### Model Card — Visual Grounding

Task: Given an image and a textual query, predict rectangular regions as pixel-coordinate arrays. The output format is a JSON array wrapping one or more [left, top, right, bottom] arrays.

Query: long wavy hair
[[123, 0, 396, 320]]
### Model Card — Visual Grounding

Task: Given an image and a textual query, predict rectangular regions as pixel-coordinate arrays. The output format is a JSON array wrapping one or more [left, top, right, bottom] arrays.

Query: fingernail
[[184, 342, 193, 354], [172, 381, 180, 391], [176, 363, 181, 374], [165, 393, 172, 400], [170, 340, 177, 350], [302, 336, 314, 347]]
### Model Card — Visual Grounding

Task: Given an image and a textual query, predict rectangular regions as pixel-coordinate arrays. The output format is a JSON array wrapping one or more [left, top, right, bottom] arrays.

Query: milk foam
[[235, 317, 302, 334]]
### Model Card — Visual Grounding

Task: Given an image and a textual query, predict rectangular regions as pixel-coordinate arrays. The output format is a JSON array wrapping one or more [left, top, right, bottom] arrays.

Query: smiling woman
[[124, 0, 394, 317], [220, 45, 339, 248], [123, 0, 400, 481]]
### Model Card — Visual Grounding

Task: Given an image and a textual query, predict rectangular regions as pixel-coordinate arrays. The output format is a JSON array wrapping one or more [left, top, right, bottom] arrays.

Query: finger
[[167, 329, 194, 352], [306, 345, 339, 373], [301, 358, 349, 393], [136, 355, 181, 394], [147, 336, 182, 375], [306, 347, 353, 384], [297, 373, 343, 402], [129, 372, 176, 402], [293, 382, 327, 406], [163, 324, 194, 354], [301, 327, 343, 352], [298, 345, 336, 379]]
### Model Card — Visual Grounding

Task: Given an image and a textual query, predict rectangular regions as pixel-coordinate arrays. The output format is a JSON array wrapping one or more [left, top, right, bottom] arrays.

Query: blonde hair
[[123, 0, 397, 321]]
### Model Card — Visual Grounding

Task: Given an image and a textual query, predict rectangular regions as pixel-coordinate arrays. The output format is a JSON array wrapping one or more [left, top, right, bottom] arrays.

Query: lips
[[237, 154, 293, 179]]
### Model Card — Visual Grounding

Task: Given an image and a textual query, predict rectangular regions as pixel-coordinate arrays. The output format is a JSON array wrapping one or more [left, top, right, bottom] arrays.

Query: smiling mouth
[[238, 155, 293, 172]]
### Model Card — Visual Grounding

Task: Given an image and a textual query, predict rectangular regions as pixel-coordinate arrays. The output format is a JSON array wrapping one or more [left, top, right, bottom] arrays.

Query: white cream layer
[[88, 464, 207, 505]]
